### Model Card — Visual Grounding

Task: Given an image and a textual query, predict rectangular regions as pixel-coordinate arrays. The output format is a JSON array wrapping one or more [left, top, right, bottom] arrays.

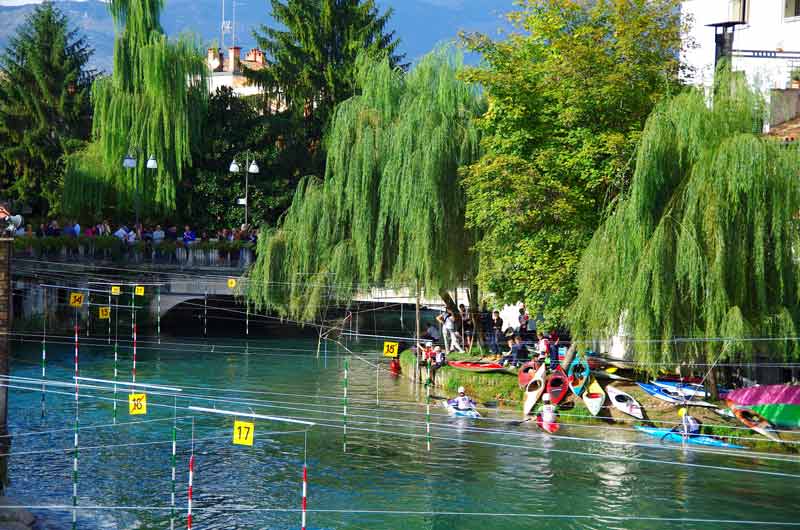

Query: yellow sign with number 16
[[383, 341, 399, 358], [233, 420, 254, 446], [128, 393, 147, 415]]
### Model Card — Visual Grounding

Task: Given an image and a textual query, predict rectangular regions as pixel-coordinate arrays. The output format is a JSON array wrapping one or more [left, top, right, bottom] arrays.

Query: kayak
[[726, 384, 800, 430], [448, 361, 509, 373], [582, 377, 605, 416], [444, 401, 481, 419], [546, 366, 570, 405], [567, 355, 590, 397], [523, 364, 547, 416], [656, 375, 704, 384], [637, 383, 716, 407], [634, 426, 743, 449], [653, 380, 708, 398], [518, 361, 540, 390], [606, 385, 644, 419], [536, 414, 560, 433], [592, 370, 632, 382]]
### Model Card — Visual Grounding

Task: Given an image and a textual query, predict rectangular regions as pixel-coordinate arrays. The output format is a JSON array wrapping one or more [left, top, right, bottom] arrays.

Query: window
[[786, 0, 800, 18], [729, 0, 750, 22]]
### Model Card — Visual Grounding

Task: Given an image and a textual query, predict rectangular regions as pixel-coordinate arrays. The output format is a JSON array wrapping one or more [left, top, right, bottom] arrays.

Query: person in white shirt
[[113, 226, 128, 240], [448, 386, 476, 411], [152, 225, 165, 244], [436, 309, 464, 353], [541, 393, 557, 425]]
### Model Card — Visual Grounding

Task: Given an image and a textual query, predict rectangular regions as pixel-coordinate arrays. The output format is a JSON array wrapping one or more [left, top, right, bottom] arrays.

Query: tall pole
[[415, 279, 421, 384], [245, 158, 249, 227]]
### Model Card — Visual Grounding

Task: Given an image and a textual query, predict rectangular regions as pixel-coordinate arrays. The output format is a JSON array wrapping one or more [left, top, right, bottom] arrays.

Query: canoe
[[606, 385, 644, 419], [546, 366, 569, 405], [730, 407, 782, 441], [726, 384, 800, 430], [518, 361, 540, 390], [567, 355, 590, 397], [637, 383, 716, 408], [523, 364, 547, 416], [444, 401, 481, 419], [634, 426, 743, 449], [582, 377, 605, 416], [448, 361, 509, 374], [536, 414, 560, 433]]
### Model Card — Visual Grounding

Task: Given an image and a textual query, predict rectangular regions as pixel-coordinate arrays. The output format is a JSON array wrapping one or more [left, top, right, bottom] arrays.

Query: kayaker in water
[[449, 386, 476, 411], [540, 393, 557, 425], [679, 407, 701, 436]]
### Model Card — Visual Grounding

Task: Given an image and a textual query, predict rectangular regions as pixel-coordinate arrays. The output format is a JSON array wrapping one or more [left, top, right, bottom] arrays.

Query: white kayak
[[606, 385, 644, 419], [444, 401, 481, 419], [582, 377, 605, 416], [523, 364, 547, 417]]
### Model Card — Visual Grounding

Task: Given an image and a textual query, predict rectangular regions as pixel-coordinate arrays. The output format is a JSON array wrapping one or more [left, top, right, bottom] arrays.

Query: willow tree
[[247, 50, 483, 321], [570, 75, 800, 380], [63, 0, 207, 217]]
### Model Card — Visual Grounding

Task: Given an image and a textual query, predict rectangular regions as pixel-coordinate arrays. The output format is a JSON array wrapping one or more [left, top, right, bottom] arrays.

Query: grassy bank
[[399, 349, 799, 453]]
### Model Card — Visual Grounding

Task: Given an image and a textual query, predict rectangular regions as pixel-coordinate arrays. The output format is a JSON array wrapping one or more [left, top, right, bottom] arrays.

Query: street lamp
[[229, 155, 259, 226], [122, 151, 157, 227]]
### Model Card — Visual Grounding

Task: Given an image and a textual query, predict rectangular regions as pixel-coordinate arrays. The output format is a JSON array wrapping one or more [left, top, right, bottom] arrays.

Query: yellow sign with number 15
[[383, 341, 399, 358], [233, 420, 254, 446], [128, 393, 147, 415], [98, 306, 111, 320]]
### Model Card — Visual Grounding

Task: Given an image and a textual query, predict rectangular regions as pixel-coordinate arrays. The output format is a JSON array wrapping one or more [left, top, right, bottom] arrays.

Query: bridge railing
[[12, 236, 254, 270]]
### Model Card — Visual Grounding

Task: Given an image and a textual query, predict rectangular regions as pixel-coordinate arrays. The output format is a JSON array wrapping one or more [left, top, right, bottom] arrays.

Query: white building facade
[[683, 0, 800, 90]]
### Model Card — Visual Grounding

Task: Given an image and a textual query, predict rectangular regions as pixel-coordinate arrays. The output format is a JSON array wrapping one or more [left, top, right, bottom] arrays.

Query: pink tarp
[[726, 384, 800, 406]]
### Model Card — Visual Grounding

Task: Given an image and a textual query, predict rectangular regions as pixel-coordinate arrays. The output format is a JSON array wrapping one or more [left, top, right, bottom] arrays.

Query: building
[[682, 0, 800, 133], [207, 46, 267, 98]]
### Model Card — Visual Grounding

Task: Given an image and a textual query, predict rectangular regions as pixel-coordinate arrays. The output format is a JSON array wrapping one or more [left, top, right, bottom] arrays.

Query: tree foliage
[[63, 0, 207, 217], [570, 74, 800, 369], [461, 0, 684, 326], [0, 2, 95, 215], [248, 0, 403, 141], [247, 50, 483, 320]]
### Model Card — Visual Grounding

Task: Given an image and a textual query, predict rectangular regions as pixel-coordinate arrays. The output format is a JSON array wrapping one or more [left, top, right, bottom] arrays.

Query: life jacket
[[455, 395, 473, 410], [682, 415, 700, 434], [541, 404, 557, 424]]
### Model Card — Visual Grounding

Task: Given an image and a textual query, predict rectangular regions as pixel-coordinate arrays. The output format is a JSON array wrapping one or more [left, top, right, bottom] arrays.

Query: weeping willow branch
[[247, 49, 484, 319], [63, 0, 207, 216], [570, 73, 800, 369]]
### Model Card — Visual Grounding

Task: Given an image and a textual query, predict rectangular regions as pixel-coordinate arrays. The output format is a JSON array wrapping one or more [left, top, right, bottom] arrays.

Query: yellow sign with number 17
[[383, 341, 399, 358], [128, 393, 147, 415], [233, 420, 254, 446]]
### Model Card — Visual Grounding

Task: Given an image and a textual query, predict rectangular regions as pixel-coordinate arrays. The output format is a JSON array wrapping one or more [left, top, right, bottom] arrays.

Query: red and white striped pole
[[187, 454, 194, 529], [301, 464, 307, 530]]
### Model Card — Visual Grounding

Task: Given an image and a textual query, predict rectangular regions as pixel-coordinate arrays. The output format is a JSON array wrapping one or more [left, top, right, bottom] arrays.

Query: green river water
[[4, 335, 800, 529]]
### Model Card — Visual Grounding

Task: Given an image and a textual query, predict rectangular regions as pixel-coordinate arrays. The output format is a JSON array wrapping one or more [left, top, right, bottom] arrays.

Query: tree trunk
[[561, 342, 577, 371], [707, 361, 720, 401], [438, 288, 459, 315], [466, 283, 483, 347]]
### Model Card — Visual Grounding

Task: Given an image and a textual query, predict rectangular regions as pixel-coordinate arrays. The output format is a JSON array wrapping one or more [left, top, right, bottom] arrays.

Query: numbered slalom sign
[[233, 420, 254, 446], [227, 278, 237, 289], [134, 285, 145, 296], [69, 292, 85, 308], [111, 285, 121, 296], [128, 393, 147, 415], [383, 341, 399, 358], [98, 306, 111, 320]]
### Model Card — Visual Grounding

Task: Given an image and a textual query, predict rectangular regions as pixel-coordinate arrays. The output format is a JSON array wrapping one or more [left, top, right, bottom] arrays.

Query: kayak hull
[[634, 426, 743, 449], [546, 366, 570, 405], [518, 361, 540, 390], [448, 361, 509, 374], [567, 356, 591, 397], [726, 385, 800, 430], [444, 402, 481, 418], [523, 364, 547, 416], [606, 385, 643, 419], [582, 378, 605, 416], [536, 414, 559, 433]]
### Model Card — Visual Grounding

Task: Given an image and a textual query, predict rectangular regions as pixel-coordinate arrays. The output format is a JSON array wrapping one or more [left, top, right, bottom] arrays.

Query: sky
[[0, 0, 514, 64]]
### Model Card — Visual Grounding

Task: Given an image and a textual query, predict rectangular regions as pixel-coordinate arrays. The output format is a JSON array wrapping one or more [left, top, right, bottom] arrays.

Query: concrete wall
[[769, 88, 800, 126]]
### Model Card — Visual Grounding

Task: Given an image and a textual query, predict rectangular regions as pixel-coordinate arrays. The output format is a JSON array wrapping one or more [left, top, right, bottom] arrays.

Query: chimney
[[245, 48, 265, 66], [228, 46, 241, 73]]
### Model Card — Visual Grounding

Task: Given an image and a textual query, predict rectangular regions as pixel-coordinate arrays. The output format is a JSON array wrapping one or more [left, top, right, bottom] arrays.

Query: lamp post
[[122, 152, 157, 227], [229, 155, 259, 226]]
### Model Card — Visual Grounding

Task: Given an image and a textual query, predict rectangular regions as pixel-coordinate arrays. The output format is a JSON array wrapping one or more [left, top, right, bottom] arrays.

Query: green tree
[[247, 50, 483, 321], [248, 0, 403, 143], [570, 74, 800, 383], [63, 0, 207, 218], [0, 2, 95, 216], [461, 0, 684, 326]]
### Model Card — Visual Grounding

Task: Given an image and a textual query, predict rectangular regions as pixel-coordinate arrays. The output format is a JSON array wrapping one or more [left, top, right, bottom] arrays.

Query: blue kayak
[[634, 426, 743, 449], [444, 401, 481, 418]]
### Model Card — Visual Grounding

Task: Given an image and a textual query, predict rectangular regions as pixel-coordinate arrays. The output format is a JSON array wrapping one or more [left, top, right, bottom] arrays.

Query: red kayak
[[448, 361, 509, 373], [546, 366, 569, 405], [536, 414, 560, 433], [656, 375, 703, 384], [518, 361, 540, 389]]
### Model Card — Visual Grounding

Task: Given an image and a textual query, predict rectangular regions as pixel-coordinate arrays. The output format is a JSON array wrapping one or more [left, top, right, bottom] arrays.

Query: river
[[4, 336, 800, 529]]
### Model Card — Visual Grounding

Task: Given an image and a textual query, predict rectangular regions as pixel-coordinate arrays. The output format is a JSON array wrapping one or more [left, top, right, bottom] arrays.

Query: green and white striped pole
[[170, 397, 177, 529]]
